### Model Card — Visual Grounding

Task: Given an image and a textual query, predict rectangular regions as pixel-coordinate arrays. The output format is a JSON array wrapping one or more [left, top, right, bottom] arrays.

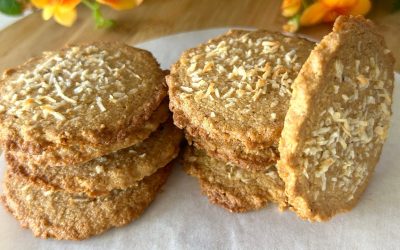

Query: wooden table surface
[[0, 0, 399, 72]]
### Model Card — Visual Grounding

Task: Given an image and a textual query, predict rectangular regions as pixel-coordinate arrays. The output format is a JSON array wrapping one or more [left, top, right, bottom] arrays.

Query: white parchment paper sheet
[[0, 28, 398, 250]]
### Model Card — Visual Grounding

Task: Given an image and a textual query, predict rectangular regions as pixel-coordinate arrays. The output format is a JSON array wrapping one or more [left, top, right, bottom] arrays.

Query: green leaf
[[394, 0, 400, 12], [82, 0, 114, 29], [93, 5, 114, 28], [0, 0, 22, 15]]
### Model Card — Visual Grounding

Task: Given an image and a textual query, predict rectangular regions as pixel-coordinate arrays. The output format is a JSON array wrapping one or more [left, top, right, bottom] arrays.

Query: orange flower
[[281, 0, 302, 17], [300, 0, 371, 26], [32, 0, 80, 27], [97, 0, 143, 10]]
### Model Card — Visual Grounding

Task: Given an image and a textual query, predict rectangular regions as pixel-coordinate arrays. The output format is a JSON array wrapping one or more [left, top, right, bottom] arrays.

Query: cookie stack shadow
[[0, 43, 182, 240]]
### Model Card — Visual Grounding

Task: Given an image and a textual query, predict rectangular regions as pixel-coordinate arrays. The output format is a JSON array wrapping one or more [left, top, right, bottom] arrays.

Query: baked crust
[[175, 108, 278, 171], [6, 99, 170, 168], [168, 29, 314, 170], [6, 120, 182, 197], [1, 165, 172, 240], [278, 16, 395, 221], [183, 146, 287, 213], [0, 42, 167, 167]]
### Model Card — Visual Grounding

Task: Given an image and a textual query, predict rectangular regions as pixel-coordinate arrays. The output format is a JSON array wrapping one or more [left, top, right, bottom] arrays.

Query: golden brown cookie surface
[[168, 30, 314, 170], [6, 99, 170, 169], [7, 120, 182, 196], [0, 42, 167, 167], [183, 146, 287, 212], [278, 16, 395, 221], [183, 122, 278, 171], [2, 165, 172, 240]]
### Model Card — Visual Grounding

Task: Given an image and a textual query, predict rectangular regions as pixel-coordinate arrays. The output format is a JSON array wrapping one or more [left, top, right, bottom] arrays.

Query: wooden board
[[0, 0, 399, 71]]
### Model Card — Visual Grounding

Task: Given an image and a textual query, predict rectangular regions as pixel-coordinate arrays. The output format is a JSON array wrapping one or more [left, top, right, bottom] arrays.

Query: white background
[[0, 13, 26, 30]]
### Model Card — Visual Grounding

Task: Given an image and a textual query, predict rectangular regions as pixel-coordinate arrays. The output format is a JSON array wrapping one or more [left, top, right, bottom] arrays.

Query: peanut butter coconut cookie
[[278, 16, 395, 221], [6, 120, 182, 197], [2, 165, 172, 240], [6, 99, 170, 169], [183, 123, 278, 171], [0, 42, 167, 167], [168, 30, 314, 170], [184, 147, 287, 212]]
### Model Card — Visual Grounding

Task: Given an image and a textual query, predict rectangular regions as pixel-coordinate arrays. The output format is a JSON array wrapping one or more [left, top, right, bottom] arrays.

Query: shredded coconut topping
[[1, 44, 144, 123], [178, 30, 314, 129], [302, 56, 392, 201]]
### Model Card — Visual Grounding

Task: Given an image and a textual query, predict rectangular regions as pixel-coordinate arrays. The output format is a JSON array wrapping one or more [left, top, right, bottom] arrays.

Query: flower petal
[[42, 6, 54, 20], [300, 2, 330, 26], [321, 0, 357, 8], [54, 7, 77, 27], [97, 0, 143, 10], [59, 0, 81, 9], [281, 0, 301, 17], [322, 10, 340, 23], [349, 0, 371, 15], [31, 0, 49, 8]]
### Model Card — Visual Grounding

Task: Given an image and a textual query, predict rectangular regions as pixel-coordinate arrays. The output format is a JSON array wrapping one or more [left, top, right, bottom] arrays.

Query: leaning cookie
[[168, 29, 314, 170], [278, 16, 395, 221], [183, 146, 287, 212], [0, 42, 167, 168], [7, 120, 182, 197], [2, 165, 172, 240]]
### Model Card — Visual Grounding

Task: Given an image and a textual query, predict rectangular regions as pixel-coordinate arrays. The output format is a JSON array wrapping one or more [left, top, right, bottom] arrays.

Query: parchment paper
[[0, 28, 399, 250]]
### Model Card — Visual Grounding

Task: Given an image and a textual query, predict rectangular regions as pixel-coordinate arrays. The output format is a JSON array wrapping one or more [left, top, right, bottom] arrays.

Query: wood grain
[[0, 0, 399, 71]]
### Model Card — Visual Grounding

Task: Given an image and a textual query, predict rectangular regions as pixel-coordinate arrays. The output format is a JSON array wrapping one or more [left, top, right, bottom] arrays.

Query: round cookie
[[183, 146, 287, 212], [167, 29, 314, 170], [0, 42, 167, 167], [1, 165, 172, 240], [278, 16, 395, 221], [6, 120, 182, 197], [6, 99, 170, 170], [183, 123, 278, 171]]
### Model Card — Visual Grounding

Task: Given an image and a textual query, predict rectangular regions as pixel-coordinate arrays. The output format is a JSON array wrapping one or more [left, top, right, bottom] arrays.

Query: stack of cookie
[[0, 43, 182, 239], [169, 16, 394, 220], [167, 29, 315, 212]]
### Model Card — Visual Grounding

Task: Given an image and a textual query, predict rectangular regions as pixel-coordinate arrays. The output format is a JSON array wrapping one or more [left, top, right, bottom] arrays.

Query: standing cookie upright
[[0, 42, 168, 167], [278, 16, 395, 221]]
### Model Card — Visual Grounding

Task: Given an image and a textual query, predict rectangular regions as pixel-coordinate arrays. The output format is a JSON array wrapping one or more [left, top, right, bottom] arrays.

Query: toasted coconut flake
[[54, 81, 77, 105], [335, 60, 344, 81], [357, 75, 369, 88], [96, 97, 106, 112], [180, 86, 194, 93]]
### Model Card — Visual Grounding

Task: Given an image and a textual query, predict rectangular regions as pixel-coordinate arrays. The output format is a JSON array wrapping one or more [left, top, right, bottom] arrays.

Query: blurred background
[[0, 0, 399, 71]]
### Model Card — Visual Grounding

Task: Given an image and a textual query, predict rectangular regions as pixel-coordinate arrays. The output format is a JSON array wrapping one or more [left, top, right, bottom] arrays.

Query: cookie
[[6, 98, 170, 169], [183, 122, 278, 171], [0, 42, 167, 167], [2, 165, 172, 240], [183, 146, 287, 212], [168, 29, 314, 170], [278, 16, 395, 221], [6, 120, 182, 196]]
